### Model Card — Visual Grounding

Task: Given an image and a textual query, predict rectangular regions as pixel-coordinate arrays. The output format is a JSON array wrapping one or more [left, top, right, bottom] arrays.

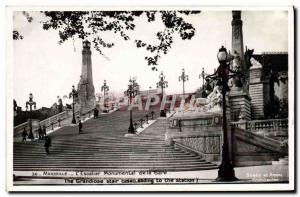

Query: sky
[[12, 10, 288, 109]]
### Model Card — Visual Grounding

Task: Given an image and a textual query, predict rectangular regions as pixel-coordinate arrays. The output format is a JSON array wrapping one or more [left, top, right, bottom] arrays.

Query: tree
[[13, 11, 200, 70], [13, 11, 33, 40]]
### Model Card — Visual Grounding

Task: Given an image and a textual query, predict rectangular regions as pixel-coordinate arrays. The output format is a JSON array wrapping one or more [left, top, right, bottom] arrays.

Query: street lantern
[[178, 68, 189, 96], [205, 46, 243, 182], [124, 77, 139, 134], [217, 46, 228, 63], [69, 85, 78, 124], [199, 68, 209, 98], [101, 80, 109, 110], [156, 71, 168, 117], [26, 93, 36, 140]]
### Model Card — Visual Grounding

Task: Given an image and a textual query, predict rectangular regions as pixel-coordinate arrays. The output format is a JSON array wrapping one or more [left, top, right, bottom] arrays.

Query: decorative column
[[77, 40, 96, 113], [229, 10, 251, 121], [231, 11, 245, 73]]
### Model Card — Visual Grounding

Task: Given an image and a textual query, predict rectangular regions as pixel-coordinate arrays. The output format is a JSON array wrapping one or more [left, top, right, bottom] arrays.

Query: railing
[[13, 121, 30, 137], [13, 111, 69, 137], [13, 108, 95, 137], [14, 111, 68, 136], [39, 111, 69, 129], [231, 118, 288, 131], [133, 111, 155, 132]]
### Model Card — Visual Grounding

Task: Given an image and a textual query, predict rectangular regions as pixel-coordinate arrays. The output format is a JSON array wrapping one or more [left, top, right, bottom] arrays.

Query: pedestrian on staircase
[[94, 107, 99, 119], [44, 136, 51, 155], [42, 125, 47, 139], [78, 120, 82, 134], [38, 126, 43, 140], [21, 127, 28, 142]]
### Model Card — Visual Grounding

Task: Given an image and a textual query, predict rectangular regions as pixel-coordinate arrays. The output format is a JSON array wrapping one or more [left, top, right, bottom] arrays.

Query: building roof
[[252, 52, 288, 73]]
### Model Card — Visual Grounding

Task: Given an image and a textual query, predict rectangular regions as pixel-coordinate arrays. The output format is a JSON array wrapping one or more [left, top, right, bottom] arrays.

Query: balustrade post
[[237, 119, 247, 130], [140, 118, 144, 128], [58, 118, 61, 127], [151, 111, 154, 120], [51, 122, 54, 130], [145, 114, 149, 124]]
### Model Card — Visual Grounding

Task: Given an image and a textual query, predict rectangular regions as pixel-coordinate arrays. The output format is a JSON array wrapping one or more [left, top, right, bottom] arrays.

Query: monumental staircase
[[13, 109, 217, 174]]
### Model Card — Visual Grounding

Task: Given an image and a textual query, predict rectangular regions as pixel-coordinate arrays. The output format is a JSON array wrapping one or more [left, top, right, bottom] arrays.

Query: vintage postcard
[[6, 6, 294, 192]]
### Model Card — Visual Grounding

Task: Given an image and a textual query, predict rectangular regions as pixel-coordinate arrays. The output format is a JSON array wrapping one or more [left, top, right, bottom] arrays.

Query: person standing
[[78, 120, 82, 134], [93, 107, 99, 119], [44, 136, 51, 155], [21, 127, 28, 142], [28, 128, 34, 141], [42, 125, 47, 139], [38, 126, 43, 140]]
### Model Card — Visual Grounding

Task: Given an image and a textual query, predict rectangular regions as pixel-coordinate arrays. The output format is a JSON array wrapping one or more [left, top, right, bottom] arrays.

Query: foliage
[[13, 11, 33, 40], [13, 108, 57, 126], [14, 11, 200, 70], [13, 30, 23, 40], [264, 97, 288, 119]]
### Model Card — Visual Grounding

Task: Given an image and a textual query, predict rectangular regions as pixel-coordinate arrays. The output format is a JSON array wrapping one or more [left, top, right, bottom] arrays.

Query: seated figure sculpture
[[179, 85, 223, 114], [205, 85, 223, 112]]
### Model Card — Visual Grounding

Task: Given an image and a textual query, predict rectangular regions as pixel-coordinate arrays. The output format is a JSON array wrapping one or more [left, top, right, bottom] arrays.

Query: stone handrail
[[13, 111, 69, 137], [39, 111, 69, 128], [13, 122, 29, 136], [231, 118, 288, 131], [13, 108, 96, 137]]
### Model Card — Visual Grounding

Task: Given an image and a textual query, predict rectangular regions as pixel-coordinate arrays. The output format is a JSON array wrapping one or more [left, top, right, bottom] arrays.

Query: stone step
[[14, 153, 195, 158], [14, 160, 209, 166], [13, 109, 218, 172], [13, 165, 218, 172], [14, 142, 167, 148], [14, 157, 203, 162], [14, 145, 174, 149], [273, 157, 289, 165], [13, 163, 216, 168]]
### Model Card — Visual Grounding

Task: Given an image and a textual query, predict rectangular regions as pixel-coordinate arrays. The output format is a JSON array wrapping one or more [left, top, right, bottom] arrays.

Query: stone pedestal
[[249, 57, 267, 119], [229, 90, 251, 121]]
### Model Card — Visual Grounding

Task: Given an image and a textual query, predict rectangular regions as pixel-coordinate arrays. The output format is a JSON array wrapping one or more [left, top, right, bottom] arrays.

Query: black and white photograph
[[6, 6, 294, 192]]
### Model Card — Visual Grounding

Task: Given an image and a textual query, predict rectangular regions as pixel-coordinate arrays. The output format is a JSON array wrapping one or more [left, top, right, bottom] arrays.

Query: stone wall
[[231, 127, 284, 166], [166, 112, 223, 162], [229, 92, 251, 121]]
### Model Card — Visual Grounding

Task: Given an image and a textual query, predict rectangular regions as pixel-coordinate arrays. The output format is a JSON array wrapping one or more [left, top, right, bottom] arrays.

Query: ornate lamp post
[[199, 68, 209, 98], [124, 77, 139, 134], [26, 93, 36, 140], [205, 46, 243, 181], [156, 71, 168, 117], [69, 85, 78, 124], [101, 80, 109, 109], [178, 68, 189, 96]]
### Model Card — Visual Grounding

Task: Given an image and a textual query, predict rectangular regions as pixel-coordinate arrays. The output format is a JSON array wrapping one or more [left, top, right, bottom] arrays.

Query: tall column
[[229, 11, 251, 121], [77, 40, 96, 113], [231, 11, 245, 73]]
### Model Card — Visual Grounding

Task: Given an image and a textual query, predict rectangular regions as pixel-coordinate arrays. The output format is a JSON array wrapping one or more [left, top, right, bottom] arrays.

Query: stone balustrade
[[230, 118, 288, 141], [13, 111, 68, 137], [231, 118, 288, 131], [13, 109, 95, 137]]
